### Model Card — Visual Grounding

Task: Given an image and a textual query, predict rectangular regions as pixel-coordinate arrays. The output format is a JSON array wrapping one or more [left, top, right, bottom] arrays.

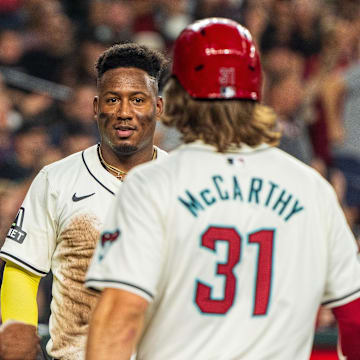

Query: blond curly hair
[[161, 77, 281, 152]]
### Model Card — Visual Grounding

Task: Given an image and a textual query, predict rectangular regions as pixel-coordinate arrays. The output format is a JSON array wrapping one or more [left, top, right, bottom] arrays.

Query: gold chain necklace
[[97, 144, 157, 181]]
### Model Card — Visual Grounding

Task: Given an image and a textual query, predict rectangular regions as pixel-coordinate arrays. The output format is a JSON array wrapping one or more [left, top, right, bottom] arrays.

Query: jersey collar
[[177, 140, 272, 154], [82, 145, 121, 195]]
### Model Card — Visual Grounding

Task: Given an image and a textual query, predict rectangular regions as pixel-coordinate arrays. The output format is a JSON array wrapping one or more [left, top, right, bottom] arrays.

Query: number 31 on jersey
[[195, 226, 275, 316]]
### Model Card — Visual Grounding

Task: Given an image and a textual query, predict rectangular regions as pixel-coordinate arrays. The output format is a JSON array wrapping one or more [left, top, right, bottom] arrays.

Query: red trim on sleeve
[[332, 297, 360, 359]]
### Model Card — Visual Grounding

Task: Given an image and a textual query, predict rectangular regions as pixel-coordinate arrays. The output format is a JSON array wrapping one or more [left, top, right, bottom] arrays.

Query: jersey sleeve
[[321, 183, 360, 308], [85, 167, 167, 303], [332, 297, 360, 359], [0, 169, 58, 276]]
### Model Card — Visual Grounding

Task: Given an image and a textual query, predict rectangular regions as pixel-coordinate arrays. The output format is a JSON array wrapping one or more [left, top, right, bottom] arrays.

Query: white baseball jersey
[[0, 144, 167, 360], [86, 141, 360, 360]]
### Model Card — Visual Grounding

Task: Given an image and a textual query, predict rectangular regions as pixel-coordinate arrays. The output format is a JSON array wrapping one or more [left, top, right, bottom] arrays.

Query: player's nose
[[116, 100, 132, 120]]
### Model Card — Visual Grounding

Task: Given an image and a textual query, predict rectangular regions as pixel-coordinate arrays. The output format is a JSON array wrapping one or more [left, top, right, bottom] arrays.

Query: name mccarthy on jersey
[[178, 174, 305, 222]]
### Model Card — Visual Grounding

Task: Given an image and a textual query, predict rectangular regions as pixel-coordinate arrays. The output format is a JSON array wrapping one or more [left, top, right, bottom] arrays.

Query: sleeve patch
[[6, 207, 27, 244], [98, 229, 120, 261]]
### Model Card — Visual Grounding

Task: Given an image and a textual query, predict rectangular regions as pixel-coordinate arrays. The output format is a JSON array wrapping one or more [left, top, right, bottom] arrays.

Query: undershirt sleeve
[[1, 261, 40, 326]]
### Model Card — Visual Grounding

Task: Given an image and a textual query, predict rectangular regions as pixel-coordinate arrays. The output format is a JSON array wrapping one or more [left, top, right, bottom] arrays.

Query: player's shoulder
[[271, 147, 335, 192], [40, 145, 96, 179], [126, 146, 175, 186], [272, 147, 320, 175]]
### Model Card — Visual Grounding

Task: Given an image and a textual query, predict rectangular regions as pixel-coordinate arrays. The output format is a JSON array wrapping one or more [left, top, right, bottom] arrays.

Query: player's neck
[[98, 143, 156, 180]]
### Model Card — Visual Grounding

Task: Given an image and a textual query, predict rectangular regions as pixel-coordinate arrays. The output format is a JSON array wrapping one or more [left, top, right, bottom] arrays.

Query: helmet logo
[[221, 86, 236, 98], [219, 67, 236, 98]]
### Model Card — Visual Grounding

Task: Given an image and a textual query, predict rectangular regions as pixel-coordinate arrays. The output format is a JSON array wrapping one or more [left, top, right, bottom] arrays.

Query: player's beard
[[99, 112, 138, 155], [113, 144, 138, 155]]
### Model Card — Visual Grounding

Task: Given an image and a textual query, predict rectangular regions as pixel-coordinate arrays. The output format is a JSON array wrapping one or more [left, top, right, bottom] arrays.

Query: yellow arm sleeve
[[1, 261, 41, 326]]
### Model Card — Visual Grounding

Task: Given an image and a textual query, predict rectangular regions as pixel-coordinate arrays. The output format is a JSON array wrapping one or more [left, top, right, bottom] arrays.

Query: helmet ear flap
[[172, 18, 262, 101]]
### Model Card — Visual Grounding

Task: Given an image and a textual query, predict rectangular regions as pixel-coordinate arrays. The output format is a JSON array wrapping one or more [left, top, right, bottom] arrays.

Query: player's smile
[[114, 124, 136, 139]]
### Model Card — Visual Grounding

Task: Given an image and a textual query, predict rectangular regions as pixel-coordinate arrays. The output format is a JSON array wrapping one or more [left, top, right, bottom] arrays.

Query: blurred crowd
[[0, 0, 360, 338]]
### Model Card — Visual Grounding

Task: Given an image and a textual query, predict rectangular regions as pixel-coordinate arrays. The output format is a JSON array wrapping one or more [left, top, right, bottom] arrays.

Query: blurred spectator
[[260, 0, 294, 54], [16, 91, 54, 119], [0, 122, 59, 182], [297, 10, 360, 170], [132, 0, 159, 34], [260, 0, 324, 59], [38, 82, 98, 145], [0, 87, 23, 158], [321, 63, 360, 226], [60, 121, 97, 157], [61, 83, 97, 127], [262, 47, 305, 101], [194, 0, 240, 23], [0, 179, 27, 245], [158, 0, 192, 44], [60, 0, 88, 25], [62, 33, 108, 86], [290, 0, 324, 59], [19, 0, 75, 83], [133, 31, 166, 52], [0, 29, 24, 67], [267, 72, 314, 165], [19, 81, 98, 149], [154, 121, 182, 152], [241, 0, 269, 46], [0, 0, 23, 14], [84, 0, 134, 45], [314, 2, 360, 232], [0, 0, 24, 30]]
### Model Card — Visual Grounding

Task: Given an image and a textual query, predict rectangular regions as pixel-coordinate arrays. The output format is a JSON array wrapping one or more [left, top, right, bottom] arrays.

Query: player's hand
[[0, 320, 41, 360]]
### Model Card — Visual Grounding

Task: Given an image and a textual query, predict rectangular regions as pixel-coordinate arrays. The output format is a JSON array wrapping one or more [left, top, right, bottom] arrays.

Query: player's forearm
[[1, 261, 40, 325], [86, 309, 135, 360], [0, 262, 41, 360], [86, 288, 147, 360]]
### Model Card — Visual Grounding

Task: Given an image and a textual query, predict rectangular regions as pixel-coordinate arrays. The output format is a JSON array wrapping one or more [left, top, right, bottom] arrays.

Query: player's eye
[[132, 97, 145, 104], [106, 98, 118, 104]]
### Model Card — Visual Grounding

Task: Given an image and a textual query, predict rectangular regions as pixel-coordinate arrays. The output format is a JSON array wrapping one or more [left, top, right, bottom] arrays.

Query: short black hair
[[95, 42, 168, 89]]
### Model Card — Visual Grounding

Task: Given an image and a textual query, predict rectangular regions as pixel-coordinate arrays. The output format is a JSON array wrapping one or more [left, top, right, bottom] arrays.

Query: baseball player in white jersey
[[85, 19, 360, 360], [0, 43, 167, 360]]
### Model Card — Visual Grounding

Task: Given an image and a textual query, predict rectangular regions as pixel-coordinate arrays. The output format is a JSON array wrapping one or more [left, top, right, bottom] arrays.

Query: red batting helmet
[[172, 18, 262, 101]]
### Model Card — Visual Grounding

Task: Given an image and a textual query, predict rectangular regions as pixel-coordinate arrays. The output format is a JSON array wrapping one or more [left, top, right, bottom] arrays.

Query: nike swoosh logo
[[72, 192, 95, 202]]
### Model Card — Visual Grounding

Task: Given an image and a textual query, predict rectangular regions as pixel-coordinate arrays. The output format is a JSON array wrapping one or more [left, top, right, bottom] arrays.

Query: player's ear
[[93, 96, 99, 120], [156, 96, 163, 117]]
